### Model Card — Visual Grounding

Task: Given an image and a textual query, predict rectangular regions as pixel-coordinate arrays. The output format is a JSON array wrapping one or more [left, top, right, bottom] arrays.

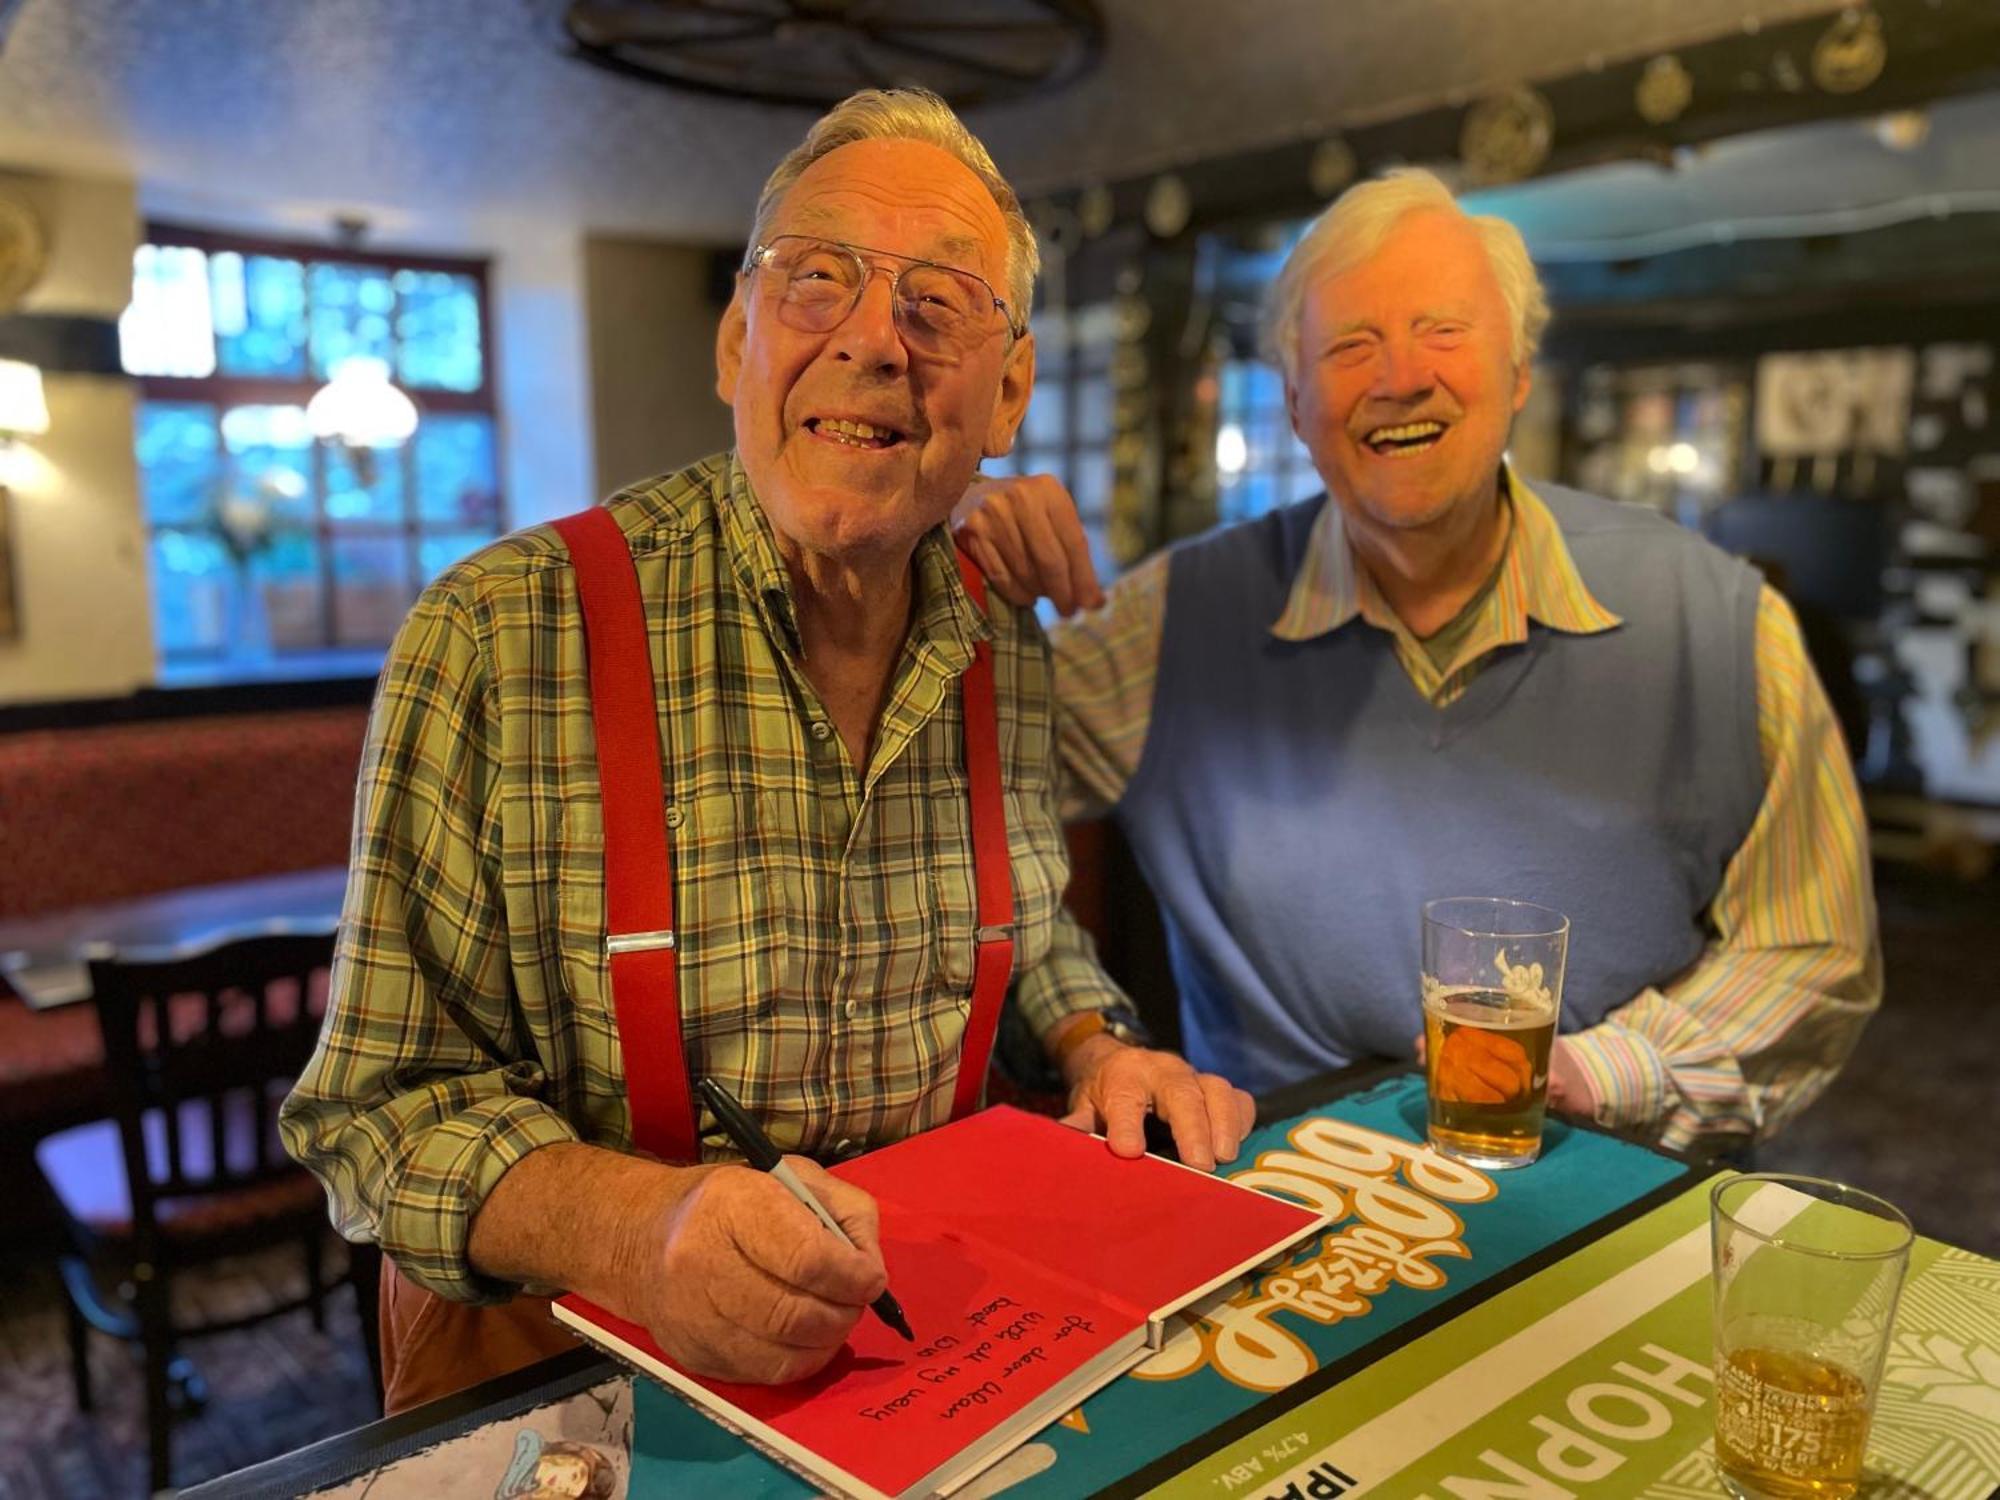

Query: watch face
[[1100, 1006, 1148, 1047]]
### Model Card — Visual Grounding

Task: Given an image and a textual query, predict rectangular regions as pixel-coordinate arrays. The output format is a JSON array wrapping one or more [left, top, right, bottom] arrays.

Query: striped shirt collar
[[716, 451, 992, 669], [1269, 467, 1623, 647]]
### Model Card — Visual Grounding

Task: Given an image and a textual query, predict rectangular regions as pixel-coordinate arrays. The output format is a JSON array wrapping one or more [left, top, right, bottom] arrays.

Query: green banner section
[[1154, 1182, 1999, 1500]]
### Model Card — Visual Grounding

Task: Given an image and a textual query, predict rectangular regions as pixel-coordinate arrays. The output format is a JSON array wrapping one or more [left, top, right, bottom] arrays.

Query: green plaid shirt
[[281, 452, 1120, 1302]]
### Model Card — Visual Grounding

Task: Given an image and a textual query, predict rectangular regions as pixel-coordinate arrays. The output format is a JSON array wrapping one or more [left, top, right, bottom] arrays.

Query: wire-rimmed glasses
[[744, 234, 1022, 356]]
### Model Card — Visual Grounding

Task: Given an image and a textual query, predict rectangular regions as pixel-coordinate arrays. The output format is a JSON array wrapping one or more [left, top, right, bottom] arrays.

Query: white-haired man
[[958, 168, 1879, 1156], [283, 88, 1253, 1412]]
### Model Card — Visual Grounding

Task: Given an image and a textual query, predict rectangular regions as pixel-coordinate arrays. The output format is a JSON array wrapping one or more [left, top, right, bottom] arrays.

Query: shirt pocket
[[559, 789, 791, 1041], [931, 788, 1066, 993]]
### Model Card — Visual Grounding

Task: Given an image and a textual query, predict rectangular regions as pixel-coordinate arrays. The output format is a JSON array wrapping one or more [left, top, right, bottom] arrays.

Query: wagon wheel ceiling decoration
[[561, 0, 1105, 109]]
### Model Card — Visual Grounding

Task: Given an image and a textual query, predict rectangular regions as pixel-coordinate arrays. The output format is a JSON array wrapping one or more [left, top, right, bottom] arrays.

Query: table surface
[[178, 1063, 1722, 1500], [0, 864, 346, 1009]]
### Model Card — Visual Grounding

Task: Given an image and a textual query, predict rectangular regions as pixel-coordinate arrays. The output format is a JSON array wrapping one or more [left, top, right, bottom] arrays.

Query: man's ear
[[982, 331, 1036, 458], [1511, 358, 1532, 415], [714, 283, 747, 405]]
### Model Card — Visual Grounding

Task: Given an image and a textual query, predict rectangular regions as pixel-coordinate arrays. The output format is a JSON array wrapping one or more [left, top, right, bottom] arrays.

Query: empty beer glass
[[1420, 897, 1568, 1169], [1710, 1173, 1914, 1499]]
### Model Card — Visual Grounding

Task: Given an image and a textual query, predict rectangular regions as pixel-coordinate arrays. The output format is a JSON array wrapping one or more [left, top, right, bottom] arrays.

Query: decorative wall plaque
[[1635, 54, 1693, 124], [1813, 9, 1887, 94], [0, 193, 47, 313], [1459, 86, 1554, 184]]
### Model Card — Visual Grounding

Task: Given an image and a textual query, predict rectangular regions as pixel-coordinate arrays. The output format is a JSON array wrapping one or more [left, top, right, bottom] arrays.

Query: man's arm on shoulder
[[281, 581, 585, 1303], [957, 472, 1172, 821], [1556, 584, 1881, 1151]]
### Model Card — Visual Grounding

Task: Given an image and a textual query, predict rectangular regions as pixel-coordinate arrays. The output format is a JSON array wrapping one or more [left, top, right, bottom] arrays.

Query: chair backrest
[[86, 931, 336, 1256]]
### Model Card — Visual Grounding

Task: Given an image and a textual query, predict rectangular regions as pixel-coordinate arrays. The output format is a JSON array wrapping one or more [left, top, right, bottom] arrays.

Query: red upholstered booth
[[0, 706, 369, 1140]]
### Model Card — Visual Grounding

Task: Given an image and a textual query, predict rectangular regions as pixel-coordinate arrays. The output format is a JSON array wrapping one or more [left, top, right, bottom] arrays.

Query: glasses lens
[[772, 240, 861, 330], [896, 266, 987, 347]]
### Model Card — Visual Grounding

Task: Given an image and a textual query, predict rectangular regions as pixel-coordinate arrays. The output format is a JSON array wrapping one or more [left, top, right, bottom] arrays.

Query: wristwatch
[[1051, 1003, 1151, 1069]]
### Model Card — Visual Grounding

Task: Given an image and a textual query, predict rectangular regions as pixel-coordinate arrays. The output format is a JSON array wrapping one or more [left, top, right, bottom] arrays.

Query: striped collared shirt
[[281, 453, 1118, 1302], [1047, 470, 1879, 1150]]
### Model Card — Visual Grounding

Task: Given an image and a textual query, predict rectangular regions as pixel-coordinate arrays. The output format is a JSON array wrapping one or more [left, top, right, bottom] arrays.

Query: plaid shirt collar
[[713, 451, 993, 670], [1269, 466, 1623, 648]]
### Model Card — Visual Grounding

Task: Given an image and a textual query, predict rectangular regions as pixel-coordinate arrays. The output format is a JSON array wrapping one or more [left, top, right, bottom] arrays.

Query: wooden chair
[[32, 931, 380, 1492]]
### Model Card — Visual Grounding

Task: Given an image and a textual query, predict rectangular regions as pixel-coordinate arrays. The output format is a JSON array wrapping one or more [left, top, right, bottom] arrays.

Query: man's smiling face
[[1287, 209, 1529, 538], [716, 137, 1033, 569]]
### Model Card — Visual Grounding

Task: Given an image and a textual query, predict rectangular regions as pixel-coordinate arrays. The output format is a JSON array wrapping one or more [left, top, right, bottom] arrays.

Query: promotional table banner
[[630, 1075, 1693, 1500], [1154, 1178, 2000, 1500]]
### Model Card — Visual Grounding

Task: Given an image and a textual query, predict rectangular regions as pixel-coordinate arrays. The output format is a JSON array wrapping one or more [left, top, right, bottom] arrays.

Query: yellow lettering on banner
[[1203, 1296, 1317, 1393], [1567, 1382, 1671, 1440], [1528, 1415, 1624, 1481], [1145, 1118, 1495, 1390], [1246, 1153, 1467, 1242], [1287, 1119, 1498, 1205], [1439, 1451, 1576, 1499], [1611, 1343, 1713, 1407]]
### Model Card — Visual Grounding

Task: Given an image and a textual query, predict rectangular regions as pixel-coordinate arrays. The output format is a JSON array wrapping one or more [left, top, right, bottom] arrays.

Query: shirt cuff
[[1013, 948, 1130, 1048], [1561, 1022, 1675, 1134], [378, 1094, 582, 1305]]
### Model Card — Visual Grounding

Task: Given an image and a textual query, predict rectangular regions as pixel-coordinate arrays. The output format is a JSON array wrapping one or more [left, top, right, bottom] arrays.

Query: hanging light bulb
[[306, 355, 419, 449]]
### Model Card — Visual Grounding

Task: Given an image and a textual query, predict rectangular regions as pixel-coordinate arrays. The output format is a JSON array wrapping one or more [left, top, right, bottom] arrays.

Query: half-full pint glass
[[1420, 897, 1568, 1169]]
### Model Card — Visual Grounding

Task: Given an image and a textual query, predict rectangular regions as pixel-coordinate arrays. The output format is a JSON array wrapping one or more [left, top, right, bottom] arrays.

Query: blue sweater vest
[[1116, 484, 1765, 1094]]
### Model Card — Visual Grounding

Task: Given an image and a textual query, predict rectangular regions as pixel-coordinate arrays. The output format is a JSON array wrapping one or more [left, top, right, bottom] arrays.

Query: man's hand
[[1057, 1032, 1256, 1172], [471, 1144, 887, 1387], [619, 1158, 888, 1385], [1434, 1026, 1532, 1105], [1412, 1032, 1599, 1118], [953, 473, 1105, 616]]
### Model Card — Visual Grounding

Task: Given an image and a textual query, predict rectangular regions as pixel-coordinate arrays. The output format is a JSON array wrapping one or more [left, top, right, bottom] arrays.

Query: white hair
[[748, 87, 1040, 327], [1260, 167, 1549, 381]]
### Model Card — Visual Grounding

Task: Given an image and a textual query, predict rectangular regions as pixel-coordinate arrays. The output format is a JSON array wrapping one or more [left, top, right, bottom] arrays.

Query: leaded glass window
[[121, 226, 502, 681]]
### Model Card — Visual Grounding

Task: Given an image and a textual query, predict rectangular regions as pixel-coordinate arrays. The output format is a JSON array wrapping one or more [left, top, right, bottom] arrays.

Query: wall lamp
[[0, 357, 49, 445]]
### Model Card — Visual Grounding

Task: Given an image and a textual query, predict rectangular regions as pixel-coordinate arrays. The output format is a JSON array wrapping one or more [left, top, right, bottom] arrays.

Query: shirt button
[[842, 998, 858, 1020], [663, 804, 684, 829], [831, 1137, 856, 1158], [809, 720, 833, 741]]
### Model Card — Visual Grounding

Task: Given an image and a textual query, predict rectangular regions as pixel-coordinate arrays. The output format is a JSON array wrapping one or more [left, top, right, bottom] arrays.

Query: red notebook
[[554, 1105, 1326, 1500]]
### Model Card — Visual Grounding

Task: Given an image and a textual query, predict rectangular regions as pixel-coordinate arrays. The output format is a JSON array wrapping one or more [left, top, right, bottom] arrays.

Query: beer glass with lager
[[1420, 897, 1568, 1169], [1710, 1174, 1912, 1500]]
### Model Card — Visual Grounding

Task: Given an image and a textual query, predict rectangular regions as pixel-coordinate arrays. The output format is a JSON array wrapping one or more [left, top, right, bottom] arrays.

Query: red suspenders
[[550, 506, 1016, 1162]]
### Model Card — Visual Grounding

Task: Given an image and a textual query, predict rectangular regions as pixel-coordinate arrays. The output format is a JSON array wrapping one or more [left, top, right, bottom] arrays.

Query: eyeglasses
[[743, 235, 1023, 354]]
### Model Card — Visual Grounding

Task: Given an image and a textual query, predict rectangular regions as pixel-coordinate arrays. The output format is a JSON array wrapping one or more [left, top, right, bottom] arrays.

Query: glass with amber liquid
[[1419, 898, 1568, 1170], [1710, 1175, 1913, 1499]]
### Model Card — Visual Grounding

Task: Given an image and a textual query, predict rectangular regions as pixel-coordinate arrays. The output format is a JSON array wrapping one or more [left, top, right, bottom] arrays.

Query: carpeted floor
[[0, 862, 1991, 1498], [0, 1248, 378, 1500]]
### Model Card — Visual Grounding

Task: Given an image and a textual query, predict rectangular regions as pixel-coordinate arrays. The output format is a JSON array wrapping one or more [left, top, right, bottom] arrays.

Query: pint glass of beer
[[1710, 1174, 1913, 1500], [1420, 897, 1567, 1169]]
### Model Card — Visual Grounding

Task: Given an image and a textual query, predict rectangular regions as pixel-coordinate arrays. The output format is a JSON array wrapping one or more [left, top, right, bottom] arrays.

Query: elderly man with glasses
[[282, 88, 1252, 1411]]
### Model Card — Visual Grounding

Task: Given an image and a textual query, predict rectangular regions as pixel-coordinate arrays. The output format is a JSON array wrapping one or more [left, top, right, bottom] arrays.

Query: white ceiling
[[0, 0, 1858, 252]]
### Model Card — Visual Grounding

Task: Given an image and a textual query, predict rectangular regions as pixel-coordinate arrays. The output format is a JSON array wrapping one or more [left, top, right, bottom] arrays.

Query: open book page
[[840, 1106, 1329, 1328], [557, 1209, 1143, 1499]]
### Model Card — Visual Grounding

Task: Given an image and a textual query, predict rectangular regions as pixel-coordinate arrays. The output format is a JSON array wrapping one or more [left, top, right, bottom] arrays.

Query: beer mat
[[1148, 1180, 2000, 1500], [629, 1076, 1695, 1499]]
